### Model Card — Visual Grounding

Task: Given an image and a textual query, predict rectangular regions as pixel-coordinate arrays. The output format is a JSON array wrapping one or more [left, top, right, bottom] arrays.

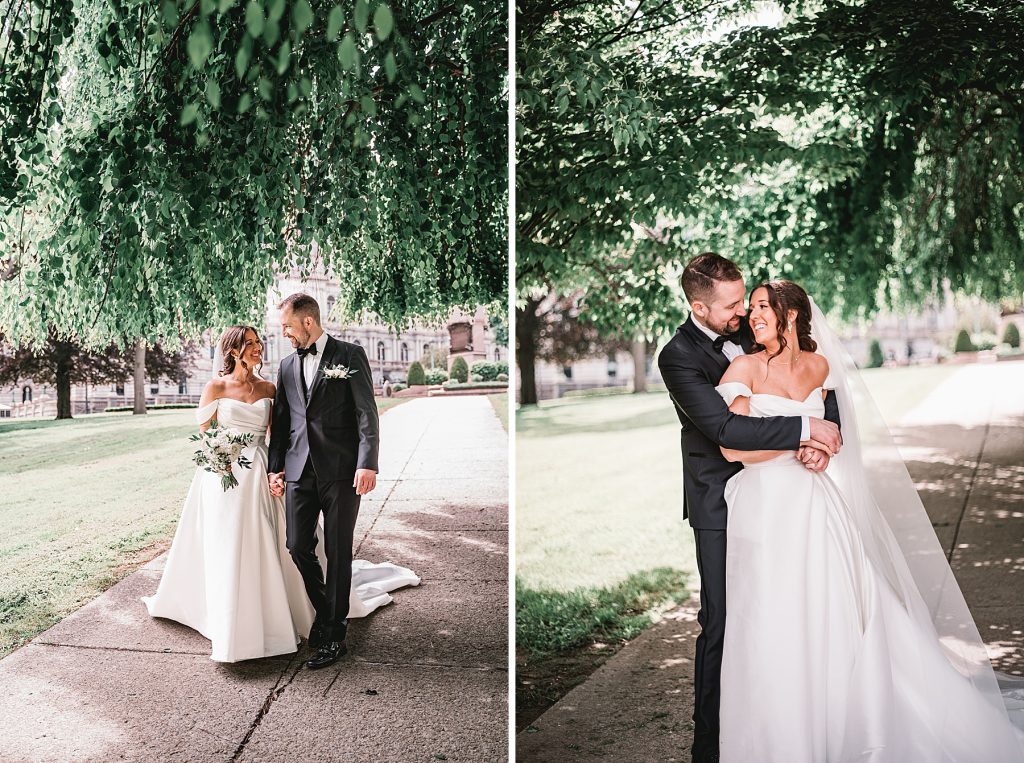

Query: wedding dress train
[[142, 398, 419, 663]]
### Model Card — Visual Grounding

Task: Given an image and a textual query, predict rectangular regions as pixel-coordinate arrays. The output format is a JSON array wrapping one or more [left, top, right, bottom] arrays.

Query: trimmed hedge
[[450, 356, 469, 383], [1003, 322, 1021, 349], [407, 361, 426, 386], [868, 339, 884, 368], [104, 403, 199, 412], [470, 360, 509, 381], [954, 329, 975, 353], [424, 369, 449, 385]]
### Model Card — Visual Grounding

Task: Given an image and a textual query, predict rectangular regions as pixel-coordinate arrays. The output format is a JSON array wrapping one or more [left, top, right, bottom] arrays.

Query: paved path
[[516, 361, 1024, 762], [0, 396, 508, 763]]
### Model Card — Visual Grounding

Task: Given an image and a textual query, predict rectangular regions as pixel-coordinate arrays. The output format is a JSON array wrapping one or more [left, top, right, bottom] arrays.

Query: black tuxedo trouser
[[285, 458, 360, 642], [692, 528, 726, 759]]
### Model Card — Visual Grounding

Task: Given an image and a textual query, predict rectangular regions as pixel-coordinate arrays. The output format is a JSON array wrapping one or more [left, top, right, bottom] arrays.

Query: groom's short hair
[[682, 253, 743, 306], [278, 292, 321, 324]]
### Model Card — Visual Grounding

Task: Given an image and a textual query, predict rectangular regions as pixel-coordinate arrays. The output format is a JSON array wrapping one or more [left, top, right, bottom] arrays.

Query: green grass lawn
[[0, 397, 403, 658]]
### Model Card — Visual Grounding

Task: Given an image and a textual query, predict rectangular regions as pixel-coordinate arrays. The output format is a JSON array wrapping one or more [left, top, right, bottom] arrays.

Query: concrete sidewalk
[[517, 362, 1024, 761], [0, 396, 508, 763]]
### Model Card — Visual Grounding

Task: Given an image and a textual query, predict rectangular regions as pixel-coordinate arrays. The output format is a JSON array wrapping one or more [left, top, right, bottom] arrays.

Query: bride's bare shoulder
[[722, 353, 760, 384], [805, 351, 830, 385]]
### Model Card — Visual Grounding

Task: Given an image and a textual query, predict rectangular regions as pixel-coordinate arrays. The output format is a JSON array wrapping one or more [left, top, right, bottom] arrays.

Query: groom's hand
[[804, 417, 842, 455], [268, 472, 285, 497], [354, 468, 377, 496]]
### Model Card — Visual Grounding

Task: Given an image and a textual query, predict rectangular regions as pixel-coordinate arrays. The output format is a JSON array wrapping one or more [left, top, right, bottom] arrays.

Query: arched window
[[423, 343, 431, 358], [377, 341, 386, 361], [354, 339, 362, 347], [326, 295, 336, 318], [400, 343, 409, 362], [22, 386, 32, 402], [494, 347, 502, 361]]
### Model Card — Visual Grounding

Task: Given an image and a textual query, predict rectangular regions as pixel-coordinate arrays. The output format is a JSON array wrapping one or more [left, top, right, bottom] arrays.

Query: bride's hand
[[797, 445, 830, 472]]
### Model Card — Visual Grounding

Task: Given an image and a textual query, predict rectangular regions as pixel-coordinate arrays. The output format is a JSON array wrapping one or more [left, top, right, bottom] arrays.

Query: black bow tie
[[712, 332, 740, 352], [297, 344, 318, 358]]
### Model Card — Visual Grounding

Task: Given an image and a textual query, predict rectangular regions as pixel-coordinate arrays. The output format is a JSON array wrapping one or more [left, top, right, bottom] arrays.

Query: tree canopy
[[515, 0, 1024, 402], [1, 0, 507, 349]]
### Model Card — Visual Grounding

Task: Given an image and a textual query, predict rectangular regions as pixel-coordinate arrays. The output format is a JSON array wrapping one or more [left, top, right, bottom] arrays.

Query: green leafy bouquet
[[190, 425, 256, 491]]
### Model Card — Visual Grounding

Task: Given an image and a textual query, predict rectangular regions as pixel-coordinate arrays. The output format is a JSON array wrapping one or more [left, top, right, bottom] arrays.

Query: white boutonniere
[[323, 364, 357, 380]]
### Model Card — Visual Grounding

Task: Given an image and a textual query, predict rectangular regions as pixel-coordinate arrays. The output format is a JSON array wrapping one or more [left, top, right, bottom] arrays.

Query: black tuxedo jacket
[[268, 335, 379, 481], [657, 316, 841, 530]]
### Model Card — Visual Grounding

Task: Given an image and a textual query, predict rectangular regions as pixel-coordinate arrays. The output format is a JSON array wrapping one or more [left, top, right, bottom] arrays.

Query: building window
[[494, 347, 502, 361], [562, 365, 573, 380], [400, 343, 409, 362], [326, 296, 336, 317], [423, 343, 431, 359], [377, 341, 386, 362], [354, 339, 361, 347], [209, 344, 215, 359], [178, 381, 187, 394], [22, 385, 32, 402], [607, 356, 618, 378], [151, 384, 159, 394], [262, 334, 273, 364], [115, 384, 125, 396]]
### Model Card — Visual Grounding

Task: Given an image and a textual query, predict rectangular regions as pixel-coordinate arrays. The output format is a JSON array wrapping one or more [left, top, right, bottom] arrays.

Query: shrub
[[450, 356, 469, 383], [471, 374, 483, 382], [496, 373, 508, 382], [954, 329, 975, 353], [1002, 322, 1021, 349], [406, 361, 426, 386], [470, 360, 509, 381], [867, 339, 884, 369], [391, 383, 406, 393], [424, 369, 448, 385]]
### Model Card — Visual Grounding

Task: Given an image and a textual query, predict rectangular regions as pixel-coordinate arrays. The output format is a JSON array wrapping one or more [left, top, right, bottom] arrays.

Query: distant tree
[[0, 333, 197, 419], [868, 339, 885, 369], [1003, 322, 1021, 349], [954, 329, 975, 354], [450, 355, 469, 383], [406, 361, 426, 386]]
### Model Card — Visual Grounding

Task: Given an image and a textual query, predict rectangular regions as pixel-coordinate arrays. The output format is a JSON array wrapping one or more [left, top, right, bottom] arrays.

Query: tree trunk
[[133, 339, 147, 415], [516, 297, 542, 406], [631, 339, 648, 394], [54, 340, 74, 419]]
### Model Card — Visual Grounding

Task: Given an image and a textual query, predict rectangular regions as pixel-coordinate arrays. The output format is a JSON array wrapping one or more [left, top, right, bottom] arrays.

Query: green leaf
[[200, 0, 216, 15], [268, 0, 285, 23], [206, 80, 221, 108], [354, 0, 369, 33], [326, 5, 344, 40], [373, 4, 393, 40], [384, 50, 397, 82], [338, 32, 356, 70], [408, 83, 425, 104], [276, 40, 291, 74], [218, 0, 236, 12], [245, 1, 265, 36], [237, 92, 253, 113], [187, 22, 214, 69], [180, 103, 200, 125], [234, 44, 251, 79], [292, 0, 314, 34]]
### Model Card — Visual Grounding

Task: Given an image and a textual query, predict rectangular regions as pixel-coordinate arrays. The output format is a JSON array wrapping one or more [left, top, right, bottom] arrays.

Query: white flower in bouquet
[[189, 425, 257, 491]]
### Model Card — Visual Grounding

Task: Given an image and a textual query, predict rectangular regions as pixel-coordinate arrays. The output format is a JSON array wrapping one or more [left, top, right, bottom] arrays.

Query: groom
[[658, 253, 842, 763], [268, 293, 379, 670]]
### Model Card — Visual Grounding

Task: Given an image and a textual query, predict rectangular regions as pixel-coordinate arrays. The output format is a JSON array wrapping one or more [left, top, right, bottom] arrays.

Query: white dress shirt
[[301, 331, 331, 392], [695, 317, 810, 441]]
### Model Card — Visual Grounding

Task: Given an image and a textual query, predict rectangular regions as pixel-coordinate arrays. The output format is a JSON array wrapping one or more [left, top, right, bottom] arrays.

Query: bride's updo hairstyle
[[749, 279, 818, 361], [219, 325, 263, 379]]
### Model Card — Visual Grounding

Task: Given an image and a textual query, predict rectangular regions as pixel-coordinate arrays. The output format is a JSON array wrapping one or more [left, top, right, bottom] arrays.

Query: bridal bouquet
[[189, 425, 256, 491]]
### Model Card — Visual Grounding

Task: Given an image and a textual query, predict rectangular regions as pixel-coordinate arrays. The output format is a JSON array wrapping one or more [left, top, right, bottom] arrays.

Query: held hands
[[797, 445, 831, 473], [268, 472, 285, 497], [354, 468, 377, 496], [804, 417, 842, 456]]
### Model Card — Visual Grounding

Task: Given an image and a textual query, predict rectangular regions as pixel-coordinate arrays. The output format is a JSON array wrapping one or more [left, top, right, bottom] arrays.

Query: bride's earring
[[788, 321, 793, 333]]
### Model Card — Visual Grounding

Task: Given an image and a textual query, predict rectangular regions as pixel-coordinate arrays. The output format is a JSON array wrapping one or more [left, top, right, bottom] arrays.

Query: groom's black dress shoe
[[306, 641, 347, 670]]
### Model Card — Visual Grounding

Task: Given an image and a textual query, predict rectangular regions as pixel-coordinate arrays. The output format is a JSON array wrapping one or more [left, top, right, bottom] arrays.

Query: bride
[[714, 280, 1024, 762], [142, 326, 419, 663]]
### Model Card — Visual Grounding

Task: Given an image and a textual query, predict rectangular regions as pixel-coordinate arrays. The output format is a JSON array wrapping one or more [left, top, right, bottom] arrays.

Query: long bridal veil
[[809, 298, 1024, 738]]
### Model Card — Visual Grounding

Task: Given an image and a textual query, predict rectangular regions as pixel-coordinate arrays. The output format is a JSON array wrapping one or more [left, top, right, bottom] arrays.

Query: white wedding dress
[[715, 381, 1024, 762], [142, 397, 420, 663]]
